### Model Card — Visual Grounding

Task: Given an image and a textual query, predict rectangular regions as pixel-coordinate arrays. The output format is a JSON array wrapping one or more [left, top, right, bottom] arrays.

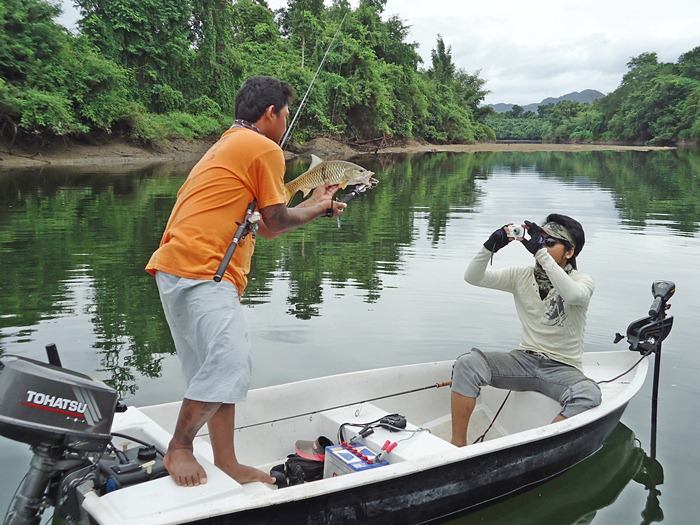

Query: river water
[[1, 149, 699, 523]]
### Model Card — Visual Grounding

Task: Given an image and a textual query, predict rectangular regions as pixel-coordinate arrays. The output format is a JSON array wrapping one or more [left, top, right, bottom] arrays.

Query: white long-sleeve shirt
[[464, 246, 595, 370]]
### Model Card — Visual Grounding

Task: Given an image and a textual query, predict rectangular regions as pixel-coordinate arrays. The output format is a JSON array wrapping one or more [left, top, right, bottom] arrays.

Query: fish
[[284, 154, 377, 203]]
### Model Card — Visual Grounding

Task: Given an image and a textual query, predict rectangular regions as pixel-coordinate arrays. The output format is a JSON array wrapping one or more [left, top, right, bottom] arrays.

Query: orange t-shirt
[[146, 127, 286, 296]]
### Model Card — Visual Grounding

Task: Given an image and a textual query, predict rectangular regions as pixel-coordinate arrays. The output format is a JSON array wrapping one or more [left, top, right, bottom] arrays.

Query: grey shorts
[[451, 348, 601, 418], [155, 271, 252, 404]]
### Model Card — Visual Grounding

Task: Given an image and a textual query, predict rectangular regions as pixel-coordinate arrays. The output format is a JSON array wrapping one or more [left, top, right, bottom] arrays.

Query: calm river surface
[[1, 149, 699, 523]]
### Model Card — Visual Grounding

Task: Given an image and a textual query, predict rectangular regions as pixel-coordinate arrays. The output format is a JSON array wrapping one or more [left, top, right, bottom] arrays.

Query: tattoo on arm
[[261, 202, 322, 237]]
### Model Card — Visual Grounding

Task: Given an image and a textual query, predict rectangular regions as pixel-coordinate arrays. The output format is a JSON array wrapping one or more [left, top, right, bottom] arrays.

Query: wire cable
[[596, 351, 651, 385]]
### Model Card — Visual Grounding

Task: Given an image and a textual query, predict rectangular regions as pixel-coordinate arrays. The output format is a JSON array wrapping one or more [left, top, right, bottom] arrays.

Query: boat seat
[[110, 405, 215, 462], [83, 406, 253, 525], [321, 402, 455, 463]]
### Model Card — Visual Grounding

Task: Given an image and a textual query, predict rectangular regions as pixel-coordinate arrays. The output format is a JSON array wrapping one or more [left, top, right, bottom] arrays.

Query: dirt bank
[[0, 136, 675, 170]]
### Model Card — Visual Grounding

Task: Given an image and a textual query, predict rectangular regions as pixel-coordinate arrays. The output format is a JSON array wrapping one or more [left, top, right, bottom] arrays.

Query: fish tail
[[285, 186, 294, 204]]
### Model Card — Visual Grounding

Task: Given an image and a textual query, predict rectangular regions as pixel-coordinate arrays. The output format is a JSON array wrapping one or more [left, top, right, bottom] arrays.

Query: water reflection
[[0, 149, 698, 523], [440, 423, 663, 525], [2, 151, 700, 398]]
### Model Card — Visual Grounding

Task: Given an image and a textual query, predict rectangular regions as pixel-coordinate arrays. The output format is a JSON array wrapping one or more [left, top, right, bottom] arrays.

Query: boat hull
[[194, 404, 626, 525]]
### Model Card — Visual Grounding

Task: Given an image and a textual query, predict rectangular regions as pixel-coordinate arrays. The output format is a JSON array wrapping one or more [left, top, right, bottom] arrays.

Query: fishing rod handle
[[324, 190, 359, 218], [339, 189, 362, 204], [214, 200, 257, 282], [213, 239, 240, 282]]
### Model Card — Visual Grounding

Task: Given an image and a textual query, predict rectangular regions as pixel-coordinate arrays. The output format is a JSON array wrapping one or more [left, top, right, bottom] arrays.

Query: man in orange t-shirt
[[146, 76, 346, 488]]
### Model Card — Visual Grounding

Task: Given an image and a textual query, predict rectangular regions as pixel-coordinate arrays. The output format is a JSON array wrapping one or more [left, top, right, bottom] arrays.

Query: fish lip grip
[[324, 183, 372, 218]]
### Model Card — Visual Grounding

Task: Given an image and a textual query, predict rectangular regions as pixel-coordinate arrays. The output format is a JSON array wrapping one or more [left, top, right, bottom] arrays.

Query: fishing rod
[[280, 11, 347, 150], [234, 380, 452, 431], [213, 200, 260, 282]]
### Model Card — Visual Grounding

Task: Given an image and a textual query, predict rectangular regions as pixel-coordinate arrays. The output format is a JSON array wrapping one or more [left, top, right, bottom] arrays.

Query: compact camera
[[507, 225, 524, 238]]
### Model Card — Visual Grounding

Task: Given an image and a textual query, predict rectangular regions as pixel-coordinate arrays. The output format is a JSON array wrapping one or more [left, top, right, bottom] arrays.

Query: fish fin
[[302, 188, 311, 198], [309, 154, 323, 169], [285, 186, 294, 204], [340, 182, 348, 189]]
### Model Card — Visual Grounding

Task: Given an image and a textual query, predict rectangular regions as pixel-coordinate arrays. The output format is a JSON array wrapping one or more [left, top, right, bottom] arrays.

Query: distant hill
[[487, 90, 605, 114]]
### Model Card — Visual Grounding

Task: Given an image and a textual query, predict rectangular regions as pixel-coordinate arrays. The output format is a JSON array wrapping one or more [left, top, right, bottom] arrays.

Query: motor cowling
[[0, 355, 117, 453]]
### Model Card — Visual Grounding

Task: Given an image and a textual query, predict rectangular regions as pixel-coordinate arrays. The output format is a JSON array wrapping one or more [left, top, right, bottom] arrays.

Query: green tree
[[189, 0, 244, 114], [421, 35, 489, 143], [279, 0, 324, 69], [0, 0, 129, 138], [677, 46, 700, 80], [430, 35, 455, 85], [77, 0, 193, 108]]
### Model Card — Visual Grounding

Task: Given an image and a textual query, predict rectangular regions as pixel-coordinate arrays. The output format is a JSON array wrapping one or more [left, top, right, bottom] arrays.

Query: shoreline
[[0, 137, 676, 170]]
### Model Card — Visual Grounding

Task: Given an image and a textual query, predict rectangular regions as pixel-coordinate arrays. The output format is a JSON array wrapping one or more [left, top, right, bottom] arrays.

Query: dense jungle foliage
[[0, 0, 492, 147], [1, 0, 698, 147]]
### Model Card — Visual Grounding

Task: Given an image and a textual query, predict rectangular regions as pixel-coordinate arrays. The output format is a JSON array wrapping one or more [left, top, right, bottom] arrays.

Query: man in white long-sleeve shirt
[[450, 214, 601, 447]]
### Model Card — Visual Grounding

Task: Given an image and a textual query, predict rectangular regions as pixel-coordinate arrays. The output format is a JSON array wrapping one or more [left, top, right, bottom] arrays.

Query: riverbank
[[0, 136, 676, 169]]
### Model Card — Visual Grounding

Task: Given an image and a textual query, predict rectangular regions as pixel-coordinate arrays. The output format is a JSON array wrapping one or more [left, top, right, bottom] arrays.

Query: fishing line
[[473, 390, 511, 444], [329, 32, 345, 132], [232, 380, 451, 432], [281, 11, 348, 150]]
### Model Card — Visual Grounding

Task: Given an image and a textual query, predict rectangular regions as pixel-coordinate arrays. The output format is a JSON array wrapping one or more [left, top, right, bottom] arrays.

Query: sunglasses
[[543, 236, 567, 248]]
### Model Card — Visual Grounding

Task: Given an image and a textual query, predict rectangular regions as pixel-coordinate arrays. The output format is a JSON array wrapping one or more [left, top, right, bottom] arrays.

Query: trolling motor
[[614, 280, 675, 522], [615, 280, 675, 355], [615, 279, 674, 422]]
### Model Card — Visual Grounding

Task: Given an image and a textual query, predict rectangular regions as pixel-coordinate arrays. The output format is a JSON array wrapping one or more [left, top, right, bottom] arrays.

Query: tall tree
[[77, 0, 192, 108], [677, 46, 700, 80], [190, 0, 243, 113], [430, 35, 456, 85], [279, 0, 324, 69]]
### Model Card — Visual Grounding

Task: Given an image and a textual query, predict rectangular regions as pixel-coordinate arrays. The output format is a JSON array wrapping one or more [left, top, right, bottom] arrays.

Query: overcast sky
[[58, 0, 700, 105]]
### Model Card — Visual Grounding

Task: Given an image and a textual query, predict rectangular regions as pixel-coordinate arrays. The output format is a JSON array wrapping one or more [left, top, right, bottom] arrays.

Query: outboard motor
[[0, 353, 118, 525]]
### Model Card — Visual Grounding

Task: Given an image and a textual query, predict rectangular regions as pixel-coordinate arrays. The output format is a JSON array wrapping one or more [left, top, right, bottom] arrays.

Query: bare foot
[[164, 448, 208, 487], [450, 439, 467, 448], [217, 462, 275, 485]]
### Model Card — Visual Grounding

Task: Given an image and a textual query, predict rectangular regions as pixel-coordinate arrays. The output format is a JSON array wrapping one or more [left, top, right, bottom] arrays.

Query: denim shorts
[[155, 271, 252, 403], [451, 348, 601, 418]]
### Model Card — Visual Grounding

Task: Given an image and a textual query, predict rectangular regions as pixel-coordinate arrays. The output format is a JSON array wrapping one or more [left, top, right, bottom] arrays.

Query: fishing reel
[[614, 280, 675, 355], [240, 210, 261, 242]]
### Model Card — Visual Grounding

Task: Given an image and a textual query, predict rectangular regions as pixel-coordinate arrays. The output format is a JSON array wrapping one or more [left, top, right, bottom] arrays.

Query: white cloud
[[379, 0, 700, 104], [58, 0, 700, 105]]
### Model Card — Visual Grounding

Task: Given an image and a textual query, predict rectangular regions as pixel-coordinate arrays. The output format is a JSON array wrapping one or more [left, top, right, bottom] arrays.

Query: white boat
[[0, 281, 674, 525], [73, 351, 646, 525]]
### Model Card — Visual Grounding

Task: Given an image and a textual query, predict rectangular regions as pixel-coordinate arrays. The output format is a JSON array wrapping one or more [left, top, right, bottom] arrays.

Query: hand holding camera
[[522, 220, 544, 255], [484, 223, 524, 255], [483, 228, 509, 254], [483, 221, 546, 257]]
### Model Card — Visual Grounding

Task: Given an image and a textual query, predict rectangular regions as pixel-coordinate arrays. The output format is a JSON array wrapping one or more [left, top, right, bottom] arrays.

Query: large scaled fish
[[285, 154, 377, 203]]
